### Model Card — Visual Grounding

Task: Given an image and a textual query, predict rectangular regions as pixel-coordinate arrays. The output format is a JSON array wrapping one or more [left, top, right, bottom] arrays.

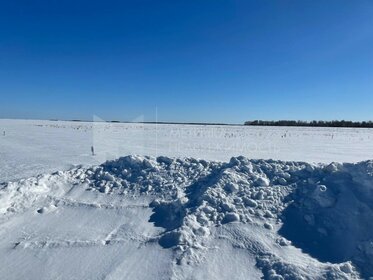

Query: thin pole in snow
[[155, 106, 158, 158]]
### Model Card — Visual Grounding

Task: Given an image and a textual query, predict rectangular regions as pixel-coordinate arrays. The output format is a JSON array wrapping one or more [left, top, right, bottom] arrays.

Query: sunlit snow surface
[[1, 119, 373, 182], [1, 119, 373, 279]]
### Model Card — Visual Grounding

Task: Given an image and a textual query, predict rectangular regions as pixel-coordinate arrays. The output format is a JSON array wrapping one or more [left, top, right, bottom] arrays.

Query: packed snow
[[1, 119, 373, 279]]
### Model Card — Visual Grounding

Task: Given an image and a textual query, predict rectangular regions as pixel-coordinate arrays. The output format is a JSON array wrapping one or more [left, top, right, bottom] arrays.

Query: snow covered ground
[[1, 119, 373, 182], [1, 119, 373, 279]]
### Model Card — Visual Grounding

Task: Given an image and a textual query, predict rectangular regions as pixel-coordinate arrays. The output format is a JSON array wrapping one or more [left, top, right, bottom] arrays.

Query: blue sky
[[1, 0, 372, 123]]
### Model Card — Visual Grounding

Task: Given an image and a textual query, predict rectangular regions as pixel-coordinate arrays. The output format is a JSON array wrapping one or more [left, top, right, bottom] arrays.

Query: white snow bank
[[1, 155, 372, 279]]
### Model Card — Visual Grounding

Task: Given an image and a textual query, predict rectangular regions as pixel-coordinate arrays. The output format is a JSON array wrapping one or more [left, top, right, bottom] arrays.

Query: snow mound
[[1, 155, 372, 279], [279, 161, 373, 278]]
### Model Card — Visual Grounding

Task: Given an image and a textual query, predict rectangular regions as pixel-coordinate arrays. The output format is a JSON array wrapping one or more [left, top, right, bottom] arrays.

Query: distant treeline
[[244, 120, 373, 128]]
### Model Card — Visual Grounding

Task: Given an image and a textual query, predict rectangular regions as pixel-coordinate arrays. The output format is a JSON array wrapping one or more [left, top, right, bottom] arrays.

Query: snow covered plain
[[1, 119, 373, 279], [1, 119, 373, 182]]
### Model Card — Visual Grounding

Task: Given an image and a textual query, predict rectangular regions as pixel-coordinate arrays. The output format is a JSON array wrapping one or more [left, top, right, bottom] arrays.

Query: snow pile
[[0, 173, 65, 216], [279, 161, 373, 278], [1, 155, 372, 279]]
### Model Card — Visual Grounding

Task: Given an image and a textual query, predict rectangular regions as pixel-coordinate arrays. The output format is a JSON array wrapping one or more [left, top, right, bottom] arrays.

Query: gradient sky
[[1, 0, 373, 123]]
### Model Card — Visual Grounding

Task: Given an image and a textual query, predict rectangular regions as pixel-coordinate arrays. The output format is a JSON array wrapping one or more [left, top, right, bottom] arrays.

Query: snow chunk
[[225, 183, 239, 193], [340, 262, 354, 274], [222, 212, 240, 224], [324, 162, 342, 173], [255, 177, 270, 187], [277, 178, 287, 185], [264, 222, 273, 230], [243, 197, 258, 208]]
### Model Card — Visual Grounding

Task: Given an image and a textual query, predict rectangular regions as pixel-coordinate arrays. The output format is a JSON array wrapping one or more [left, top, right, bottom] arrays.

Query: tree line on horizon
[[244, 120, 373, 128]]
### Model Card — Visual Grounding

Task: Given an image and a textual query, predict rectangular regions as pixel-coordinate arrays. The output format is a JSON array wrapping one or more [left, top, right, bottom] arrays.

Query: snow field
[[1, 155, 372, 279], [1, 119, 373, 182]]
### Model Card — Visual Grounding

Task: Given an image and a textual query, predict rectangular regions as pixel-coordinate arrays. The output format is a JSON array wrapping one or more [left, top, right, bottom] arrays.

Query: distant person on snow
[[91, 146, 95, 156], [3, 131, 5, 136]]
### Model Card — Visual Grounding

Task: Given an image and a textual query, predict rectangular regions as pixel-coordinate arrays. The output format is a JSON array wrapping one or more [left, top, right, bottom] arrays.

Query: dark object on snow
[[91, 146, 95, 156], [244, 120, 373, 128]]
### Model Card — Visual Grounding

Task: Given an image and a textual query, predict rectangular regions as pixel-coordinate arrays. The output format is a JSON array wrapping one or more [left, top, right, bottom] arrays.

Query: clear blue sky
[[1, 0, 372, 123]]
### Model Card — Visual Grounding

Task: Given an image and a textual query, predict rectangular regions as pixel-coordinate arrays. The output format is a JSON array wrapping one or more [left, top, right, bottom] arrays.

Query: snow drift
[[1, 155, 372, 279]]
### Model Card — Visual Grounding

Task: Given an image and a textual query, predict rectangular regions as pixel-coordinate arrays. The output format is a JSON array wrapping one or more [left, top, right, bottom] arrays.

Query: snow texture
[[2, 119, 373, 182], [1, 154, 372, 279]]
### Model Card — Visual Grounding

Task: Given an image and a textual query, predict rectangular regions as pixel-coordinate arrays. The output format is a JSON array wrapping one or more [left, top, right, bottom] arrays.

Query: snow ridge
[[1, 155, 372, 279]]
